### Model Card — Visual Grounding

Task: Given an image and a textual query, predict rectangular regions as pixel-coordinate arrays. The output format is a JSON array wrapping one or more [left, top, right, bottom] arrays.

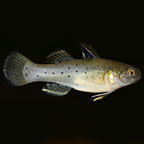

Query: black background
[[0, 1, 144, 144]]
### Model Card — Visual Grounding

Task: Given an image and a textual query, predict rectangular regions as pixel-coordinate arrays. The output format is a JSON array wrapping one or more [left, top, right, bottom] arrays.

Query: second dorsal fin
[[80, 43, 100, 59], [46, 50, 73, 63]]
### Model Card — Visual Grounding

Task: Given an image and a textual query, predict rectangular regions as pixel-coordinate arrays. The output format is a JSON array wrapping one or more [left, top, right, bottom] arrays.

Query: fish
[[3, 43, 142, 101]]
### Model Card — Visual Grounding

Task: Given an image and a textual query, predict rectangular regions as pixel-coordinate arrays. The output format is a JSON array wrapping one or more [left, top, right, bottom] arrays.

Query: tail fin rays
[[3, 51, 32, 86]]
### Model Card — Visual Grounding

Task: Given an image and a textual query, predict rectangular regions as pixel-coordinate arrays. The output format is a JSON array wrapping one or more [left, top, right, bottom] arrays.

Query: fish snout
[[135, 68, 142, 81]]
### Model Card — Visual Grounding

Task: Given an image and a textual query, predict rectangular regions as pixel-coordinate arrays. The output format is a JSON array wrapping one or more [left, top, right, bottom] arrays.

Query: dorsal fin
[[46, 50, 73, 63], [80, 43, 99, 59]]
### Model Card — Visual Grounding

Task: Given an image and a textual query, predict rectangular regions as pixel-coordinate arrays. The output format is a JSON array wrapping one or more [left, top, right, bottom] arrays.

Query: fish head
[[103, 64, 142, 90], [117, 65, 142, 87]]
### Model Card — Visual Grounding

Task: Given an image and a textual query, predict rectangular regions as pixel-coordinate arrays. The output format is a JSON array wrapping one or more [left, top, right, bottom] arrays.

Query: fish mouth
[[120, 71, 142, 87], [136, 68, 142, 81], [130, 74, 142, 85], [130, 67, 142, 84]]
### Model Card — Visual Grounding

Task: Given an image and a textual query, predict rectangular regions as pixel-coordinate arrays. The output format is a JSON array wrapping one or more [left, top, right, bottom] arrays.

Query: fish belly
[[73, 74, 110, 93]]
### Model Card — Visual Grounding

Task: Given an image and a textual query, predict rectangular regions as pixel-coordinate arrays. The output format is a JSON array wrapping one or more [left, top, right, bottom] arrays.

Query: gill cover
[[104, 71, 117, 85]]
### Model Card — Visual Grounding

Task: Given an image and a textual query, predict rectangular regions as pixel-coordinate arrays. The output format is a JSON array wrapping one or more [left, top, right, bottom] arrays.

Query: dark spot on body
[[45, 72, 47, 74], [61, 72, 63, 74], [25, 67, 28, 70], [76, 84, 78, 85], [86, 68, 88, 70], [68, 67, 70, 69], [92, 76, 94, 79], [76, 64, 78, 66], [85, 72, 87, 74], [52, 72, 55, 74], [37, 75, 39, 77], [25, 73, 28, 77], [68, 75, 70, 78], [76, 71, 78, 73]]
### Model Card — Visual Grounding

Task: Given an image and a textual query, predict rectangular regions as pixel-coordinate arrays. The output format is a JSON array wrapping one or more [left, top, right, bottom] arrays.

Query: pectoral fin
[[42, 83, 71, 96], [90, 92, 111, 102]]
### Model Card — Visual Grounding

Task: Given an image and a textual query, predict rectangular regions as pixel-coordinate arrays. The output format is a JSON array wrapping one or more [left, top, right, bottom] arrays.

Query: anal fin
[[42, 83, 71, 96]]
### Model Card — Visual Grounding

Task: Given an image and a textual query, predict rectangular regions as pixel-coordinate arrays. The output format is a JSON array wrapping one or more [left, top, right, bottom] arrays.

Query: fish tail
[[3, 51, 33, 86]]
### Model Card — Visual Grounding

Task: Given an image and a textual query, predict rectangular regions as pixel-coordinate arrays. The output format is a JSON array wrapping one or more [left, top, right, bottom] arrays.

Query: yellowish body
[[3, 43, 142, 101]]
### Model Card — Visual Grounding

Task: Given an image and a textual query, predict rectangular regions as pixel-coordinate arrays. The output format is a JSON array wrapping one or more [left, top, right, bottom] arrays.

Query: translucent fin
[[92, 96, 105, 101], [80, 43, 99, 59], [42, 83, 71, 96], [3, 51, 32, 86], [90, 92, 110, 102], [46, 50, 73, 63]]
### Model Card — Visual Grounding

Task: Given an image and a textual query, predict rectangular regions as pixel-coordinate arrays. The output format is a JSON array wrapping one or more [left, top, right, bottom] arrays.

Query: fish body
[[24, 59, 133, 93], [3, 43, 142, 101]]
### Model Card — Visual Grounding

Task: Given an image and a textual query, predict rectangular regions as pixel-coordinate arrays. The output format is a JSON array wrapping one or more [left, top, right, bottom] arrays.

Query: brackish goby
[[3, 43, 142, 101]]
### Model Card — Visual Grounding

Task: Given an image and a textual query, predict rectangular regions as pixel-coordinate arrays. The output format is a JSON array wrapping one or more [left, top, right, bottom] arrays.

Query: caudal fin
[[3, 51, 32, 86]]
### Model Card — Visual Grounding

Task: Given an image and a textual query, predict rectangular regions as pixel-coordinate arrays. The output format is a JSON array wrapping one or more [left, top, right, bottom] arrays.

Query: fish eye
[[128, 69, 135, 77]]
